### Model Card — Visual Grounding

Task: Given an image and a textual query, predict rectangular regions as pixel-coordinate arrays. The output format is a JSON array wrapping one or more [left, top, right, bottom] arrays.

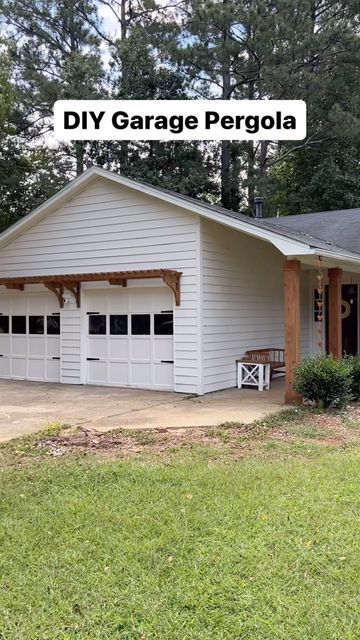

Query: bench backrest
[[244, 348, 285, 365]]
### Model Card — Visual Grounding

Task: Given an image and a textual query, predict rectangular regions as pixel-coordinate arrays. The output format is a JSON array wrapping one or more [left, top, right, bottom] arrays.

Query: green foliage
[[0, 0, 359, 225], [0, 144, 72, 232], [295, 355, 352, 409], [269, 60, 360, 215], [0, 46, 72, 229], [164, 0, 360, 212], [345, 355, 360, 401], [1, 0, 105, 176]]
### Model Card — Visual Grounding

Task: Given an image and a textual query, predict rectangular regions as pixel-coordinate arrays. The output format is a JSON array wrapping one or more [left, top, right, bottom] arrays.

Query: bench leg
[[237, 364, 242, 389], [265, 365, 271, 390], [258, 365, 264, 391]]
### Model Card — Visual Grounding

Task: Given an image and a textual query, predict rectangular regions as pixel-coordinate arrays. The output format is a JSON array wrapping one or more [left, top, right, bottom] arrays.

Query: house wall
[[60, 306, 82, 384], [200, 219, 311, 393], [0, 178, 202, 393], [0, 175, 319, 394], [309, 270, 360, 356]]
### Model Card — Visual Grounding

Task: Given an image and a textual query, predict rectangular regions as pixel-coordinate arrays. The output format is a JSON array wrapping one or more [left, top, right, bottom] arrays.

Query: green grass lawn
[[0, 439, 359, 640]]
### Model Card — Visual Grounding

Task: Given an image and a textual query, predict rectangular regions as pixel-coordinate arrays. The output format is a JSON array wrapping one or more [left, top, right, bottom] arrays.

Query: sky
[[97, 2, 122, 41]]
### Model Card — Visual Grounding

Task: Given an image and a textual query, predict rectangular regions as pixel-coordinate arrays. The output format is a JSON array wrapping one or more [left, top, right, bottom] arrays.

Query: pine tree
[[0, 46, 72, 229], [165, 0, 359, 213], [1, 0, 105, 174]]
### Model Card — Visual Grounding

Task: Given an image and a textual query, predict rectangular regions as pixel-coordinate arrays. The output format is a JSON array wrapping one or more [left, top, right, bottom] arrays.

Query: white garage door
[[0, 292, 61, 382], [85, 287, 174, 390]]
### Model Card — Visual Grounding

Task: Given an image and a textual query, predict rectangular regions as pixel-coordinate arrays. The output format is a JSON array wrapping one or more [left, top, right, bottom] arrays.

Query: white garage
[[0, 291, 61, 382], [0, 164, 347, 400], [84, 286, 174, 390]]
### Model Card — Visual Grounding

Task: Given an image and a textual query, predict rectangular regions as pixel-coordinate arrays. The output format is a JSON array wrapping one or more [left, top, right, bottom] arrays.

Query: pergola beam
[[5, 283, 24, 291], [0, 269, 182, 307]]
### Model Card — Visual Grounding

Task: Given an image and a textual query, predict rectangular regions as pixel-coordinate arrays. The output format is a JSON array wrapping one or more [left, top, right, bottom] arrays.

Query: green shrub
[[345, 355, 360, 400], [294, 355, 352, 409]]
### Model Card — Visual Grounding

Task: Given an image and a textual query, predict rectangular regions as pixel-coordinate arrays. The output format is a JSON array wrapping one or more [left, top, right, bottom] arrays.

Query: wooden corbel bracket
[[65, 281, 81, 308], [162, 271, 182, 306], [44, 282, 64, 308]]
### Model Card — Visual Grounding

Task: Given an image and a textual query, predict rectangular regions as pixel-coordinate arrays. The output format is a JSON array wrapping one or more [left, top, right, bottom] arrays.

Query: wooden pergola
[[0, 269, 182, 308], [284, 259, 342, 404]]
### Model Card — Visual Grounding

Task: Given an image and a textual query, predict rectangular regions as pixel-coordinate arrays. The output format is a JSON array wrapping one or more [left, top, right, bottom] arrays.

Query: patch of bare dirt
[[32, 405, 360, 461], [36, 426, 228, 459]]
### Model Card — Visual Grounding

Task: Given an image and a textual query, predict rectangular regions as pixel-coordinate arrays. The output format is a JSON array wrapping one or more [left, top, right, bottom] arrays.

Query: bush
[[346, 355, 360, 400], [294, 355, 352, 409]]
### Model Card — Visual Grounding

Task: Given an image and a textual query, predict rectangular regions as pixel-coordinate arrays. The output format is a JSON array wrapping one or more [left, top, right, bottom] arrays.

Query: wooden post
[[328, 268, 342, 357], [284, 260, 301, 404]]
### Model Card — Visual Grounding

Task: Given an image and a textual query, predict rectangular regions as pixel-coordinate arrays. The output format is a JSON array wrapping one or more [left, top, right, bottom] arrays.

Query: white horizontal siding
[[0, 178, 201, 393], [60, 307, 82, 384], [201, 220, 285, 393]]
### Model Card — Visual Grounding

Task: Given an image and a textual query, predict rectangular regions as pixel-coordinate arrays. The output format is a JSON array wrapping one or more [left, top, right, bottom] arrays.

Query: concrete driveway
[[0, 379, 284, 442]]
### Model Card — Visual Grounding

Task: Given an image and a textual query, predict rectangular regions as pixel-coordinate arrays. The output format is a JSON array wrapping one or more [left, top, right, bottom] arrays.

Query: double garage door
[[0, 292, 60, 382], [0, 287, 174, 390], [85, 287, 174, 390]]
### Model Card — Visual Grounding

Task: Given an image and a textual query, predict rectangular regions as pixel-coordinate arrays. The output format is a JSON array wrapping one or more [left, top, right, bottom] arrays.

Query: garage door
[[85, 287, 174, 390], [0, 292, 61, 382]]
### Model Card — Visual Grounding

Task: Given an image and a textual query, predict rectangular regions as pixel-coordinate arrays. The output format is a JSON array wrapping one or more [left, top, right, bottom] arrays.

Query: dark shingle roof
[[265, 209, 360, 255], [130, 178, 360, 258], [115, 172, 359, 258]]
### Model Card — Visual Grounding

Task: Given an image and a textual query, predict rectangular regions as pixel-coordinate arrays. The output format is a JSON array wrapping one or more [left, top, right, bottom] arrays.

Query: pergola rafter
[[0, 269, 182, 308]]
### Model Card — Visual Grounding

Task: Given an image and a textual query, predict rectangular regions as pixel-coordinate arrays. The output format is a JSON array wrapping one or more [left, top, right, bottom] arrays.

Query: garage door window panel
[[89, 315, 106, 335], [0, 316, 9, 334], [110, 315, 128, 335], [29, 316, 44, 335], [12, 316, 26, 334], [47, 316, 60, 335], [131, 314, 151, 335], [154, 313, 173, 335]]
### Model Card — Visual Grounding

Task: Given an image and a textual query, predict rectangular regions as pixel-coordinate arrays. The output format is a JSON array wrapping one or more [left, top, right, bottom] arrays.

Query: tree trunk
[[75, 141, 85, 175], [247, 140, 255, 214], [119, 0, 129, 173], [220, 0, 232, 209], [221, 141, 232, 208], [258, 141, 269, 211]]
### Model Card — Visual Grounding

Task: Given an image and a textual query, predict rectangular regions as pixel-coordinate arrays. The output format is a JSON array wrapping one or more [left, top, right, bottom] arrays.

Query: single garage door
[[0, 292, 61, 381], [85, 287, 174, 390]]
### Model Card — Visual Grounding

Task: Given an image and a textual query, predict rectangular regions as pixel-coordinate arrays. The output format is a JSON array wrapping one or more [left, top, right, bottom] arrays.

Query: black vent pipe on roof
[[254, 196, 264, 219]]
